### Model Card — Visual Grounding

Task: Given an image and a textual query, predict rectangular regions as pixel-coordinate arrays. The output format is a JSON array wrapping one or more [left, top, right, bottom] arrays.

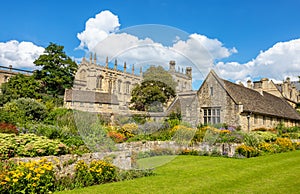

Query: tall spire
[[124, 62, 127, 73], [89, 53, 92, 64], [94, 53, 97, 64], [114, 59, 117, 70], [140, 67, 143, 77], [106, 56, 108, 68], [132, 64, 135, 75], [82, 56, 86, 64]]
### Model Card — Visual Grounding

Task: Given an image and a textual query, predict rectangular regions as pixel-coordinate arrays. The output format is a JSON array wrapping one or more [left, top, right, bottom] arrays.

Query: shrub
[[120, 123, 139, 138], [236, 144, 260, 158], [243, 132, 264, 147], [171, 125, 196, 145], [258, 142, 278, 153], [3, 98, 47, 124], [0, 122, 18, 134], [253, 131, 277, 142], [0, 133, 69, 159], [274, 138, 294, 152], [74, 160, 117, 187], [108, 131, 127, 143]]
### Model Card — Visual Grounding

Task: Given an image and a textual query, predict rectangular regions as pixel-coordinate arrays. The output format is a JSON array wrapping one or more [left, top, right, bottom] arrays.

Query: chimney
[[247, 80, 252, 88], [261, 78, 269, 89], [82, 56, 86, 64], [169, 60, 175, 73], [186, 67, 192, 78], [282, 80, 289, 98]]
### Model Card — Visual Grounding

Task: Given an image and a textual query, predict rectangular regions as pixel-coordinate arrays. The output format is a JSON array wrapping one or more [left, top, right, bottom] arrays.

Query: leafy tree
[[0, 74, 41, 105], [130, 66, 176, 112], [130, 80, 175, 112], [33, 43, 78, 96], [143, 66, 177, 90]]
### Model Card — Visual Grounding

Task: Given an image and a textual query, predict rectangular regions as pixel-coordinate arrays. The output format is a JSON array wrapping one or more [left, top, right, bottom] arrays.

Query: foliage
[[274, 138, 294, 152], [236, 144, 260, 158], [0, 122, 18, 134], [3, 98, 47, 125], [143, 65, 177, 90], [130, 80, 176, 112], [166, 111, 181, 128], [74, 160, 117, 188], [243, 132, 264, 147], [171, 125, 196, 145], [108, 131, 126, 143], [119, 123, 139, 138], [33, 42, 78, 96], [0, 74, 42, 105], [0, 158, 55, 194], [253, 131, 277, 142], [0, 133, 69, 159]]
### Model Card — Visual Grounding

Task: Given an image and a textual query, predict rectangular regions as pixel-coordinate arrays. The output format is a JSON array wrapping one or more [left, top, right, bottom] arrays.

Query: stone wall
[[116, 141, 240, 157], [11, 141, 240, 177], [11, 151, 132, 178]]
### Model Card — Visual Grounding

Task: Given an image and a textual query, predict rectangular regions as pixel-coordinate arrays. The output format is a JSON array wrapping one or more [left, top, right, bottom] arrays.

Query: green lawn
[[57, 151, 300, 194]]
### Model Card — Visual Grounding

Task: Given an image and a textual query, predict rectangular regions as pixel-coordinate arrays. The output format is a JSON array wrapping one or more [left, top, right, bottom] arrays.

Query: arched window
[[96, 76, 103, 89], [79, 69, 86, 80]]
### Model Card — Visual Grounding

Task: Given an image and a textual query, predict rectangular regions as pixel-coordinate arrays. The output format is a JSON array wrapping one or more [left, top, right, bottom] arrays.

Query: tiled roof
[[65, 89, 119, 105], [210, 70, 300, 120]]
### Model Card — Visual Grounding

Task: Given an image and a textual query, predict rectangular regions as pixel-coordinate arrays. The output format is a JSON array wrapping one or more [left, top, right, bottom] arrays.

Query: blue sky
[[1, 0, 300, 85]]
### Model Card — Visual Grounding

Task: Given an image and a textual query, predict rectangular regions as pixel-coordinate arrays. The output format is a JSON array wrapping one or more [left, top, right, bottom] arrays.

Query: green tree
[[143, 66, 177, 90], [0, 74, 41, 105], [33, 43, 78, 96], [130, 80, 175, 112]]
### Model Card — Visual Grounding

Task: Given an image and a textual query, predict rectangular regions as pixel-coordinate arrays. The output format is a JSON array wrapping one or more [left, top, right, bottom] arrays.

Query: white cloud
[[0, 40, 44, 69], [216, 38, 300, 81], [77, 11, 237, 80], [77, 10, 120, 51]]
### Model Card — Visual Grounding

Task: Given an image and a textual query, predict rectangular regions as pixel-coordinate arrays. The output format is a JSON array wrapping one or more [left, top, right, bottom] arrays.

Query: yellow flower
[[26, 173, 32, 179], [32, 183, 37, 187], [12, 178, 18, 183], [4, 177, 10, 182], [1, 181, 6, 185]]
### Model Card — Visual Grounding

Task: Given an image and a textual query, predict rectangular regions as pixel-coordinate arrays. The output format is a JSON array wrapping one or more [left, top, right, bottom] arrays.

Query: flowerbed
[[0, 157, 154, 193], [0, 133, 69, 160]]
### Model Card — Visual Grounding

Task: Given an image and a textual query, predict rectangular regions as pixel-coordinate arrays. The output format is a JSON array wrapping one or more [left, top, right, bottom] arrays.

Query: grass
[[57, 151, 300, 194]]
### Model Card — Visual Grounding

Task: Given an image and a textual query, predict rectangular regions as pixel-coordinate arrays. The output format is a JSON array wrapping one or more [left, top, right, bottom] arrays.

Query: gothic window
[[125, 82, 131, 94], [108, 80, 112, 94], [79, 70, 86, 80], [96, 76, 103, 89], [118, 80, 122, 93], [203, 107, 220, 124]]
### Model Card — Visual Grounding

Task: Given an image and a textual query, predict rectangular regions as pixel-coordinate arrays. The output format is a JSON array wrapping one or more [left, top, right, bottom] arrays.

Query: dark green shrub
[[3, 98, 47, 124]]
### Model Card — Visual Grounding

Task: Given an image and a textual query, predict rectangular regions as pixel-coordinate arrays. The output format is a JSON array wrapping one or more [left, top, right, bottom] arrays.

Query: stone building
[[196, 70, 300, 131], [0, 65, 32, 92], [64, 54, 192, 114], [246, 77, 300, 108]]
